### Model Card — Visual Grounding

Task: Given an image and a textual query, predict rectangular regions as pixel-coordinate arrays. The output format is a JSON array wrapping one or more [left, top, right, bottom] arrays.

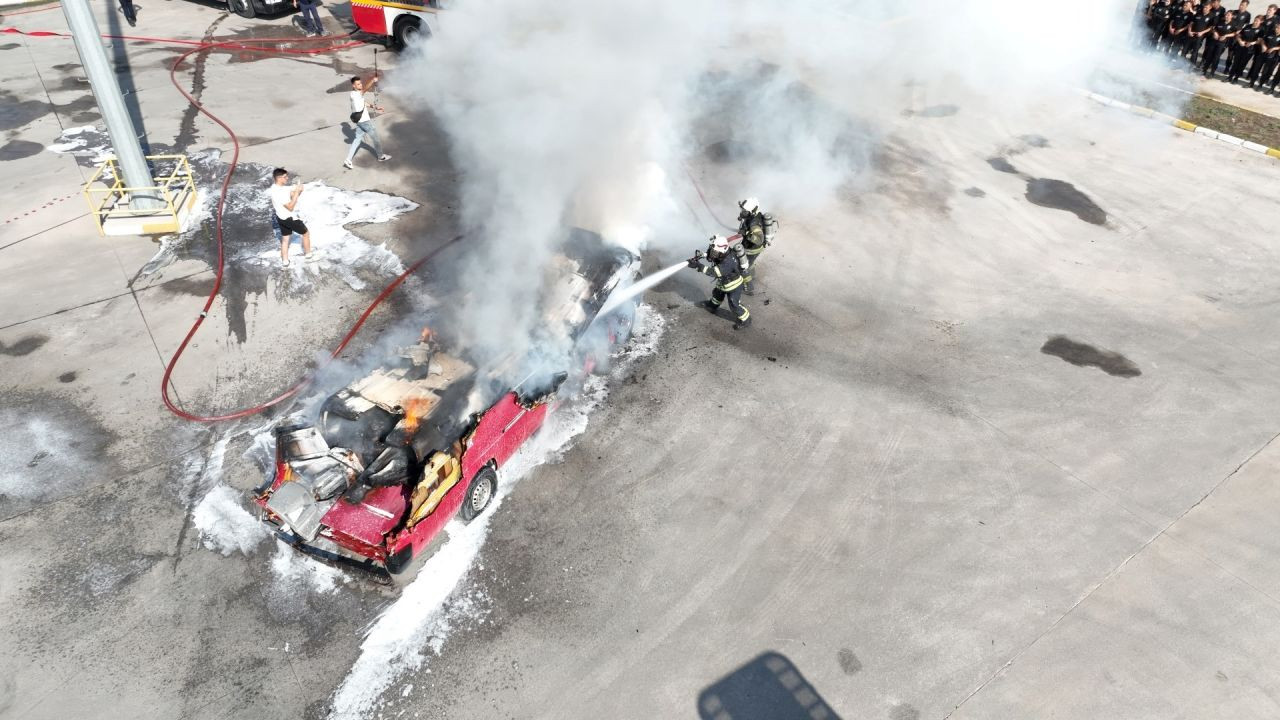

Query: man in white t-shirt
[[343, 74, 392, 170], [268, 167, 312, 267]]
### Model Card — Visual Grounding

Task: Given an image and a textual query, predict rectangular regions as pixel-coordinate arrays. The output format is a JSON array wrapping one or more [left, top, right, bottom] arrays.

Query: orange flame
[[402, 397, 432, 435]]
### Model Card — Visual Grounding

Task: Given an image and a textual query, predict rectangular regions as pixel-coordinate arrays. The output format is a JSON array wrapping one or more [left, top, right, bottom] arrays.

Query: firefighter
[[689, 234, 752, 330], [735, 197, 776, 296]]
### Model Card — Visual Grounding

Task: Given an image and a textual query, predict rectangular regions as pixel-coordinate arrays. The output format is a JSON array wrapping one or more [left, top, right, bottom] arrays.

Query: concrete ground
[[3, 3, 1280, 720]]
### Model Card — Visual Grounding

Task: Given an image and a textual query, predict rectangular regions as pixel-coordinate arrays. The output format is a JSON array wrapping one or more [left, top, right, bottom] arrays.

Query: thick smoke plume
[[391, 0, 1153, 373]]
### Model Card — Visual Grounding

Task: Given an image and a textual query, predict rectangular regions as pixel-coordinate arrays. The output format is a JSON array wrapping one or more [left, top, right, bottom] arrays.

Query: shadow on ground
[[697, 651, 843, 720]]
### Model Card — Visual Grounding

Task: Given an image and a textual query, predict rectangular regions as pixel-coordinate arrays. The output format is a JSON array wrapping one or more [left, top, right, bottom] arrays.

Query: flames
[[401, 396, 432, 435]]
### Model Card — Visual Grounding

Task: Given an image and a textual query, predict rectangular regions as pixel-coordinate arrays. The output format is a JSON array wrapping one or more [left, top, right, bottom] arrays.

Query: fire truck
[[351, 0, 440, 48]]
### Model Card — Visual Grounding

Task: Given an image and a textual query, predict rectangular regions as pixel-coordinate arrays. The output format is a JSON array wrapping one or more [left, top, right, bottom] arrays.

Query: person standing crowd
[[1137, 0, 1280, 94]]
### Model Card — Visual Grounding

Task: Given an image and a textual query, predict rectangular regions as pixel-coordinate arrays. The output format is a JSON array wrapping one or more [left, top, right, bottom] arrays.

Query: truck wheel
[[459, 466, 497, 522], [231, 0, 257, 18], [393, 17, 424, 49]]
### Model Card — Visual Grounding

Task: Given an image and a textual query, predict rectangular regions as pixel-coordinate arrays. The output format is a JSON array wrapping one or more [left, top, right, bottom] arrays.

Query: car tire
[[231, 0, 257, 18], [393, 17, 424, 49], [459, 466, 497, 522]]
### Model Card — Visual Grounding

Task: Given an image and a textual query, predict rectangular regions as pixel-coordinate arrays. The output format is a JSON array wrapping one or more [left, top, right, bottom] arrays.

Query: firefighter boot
[[743, 281, 755, 296], [734, 316, 752, 331], [701, 300, 719, 314]]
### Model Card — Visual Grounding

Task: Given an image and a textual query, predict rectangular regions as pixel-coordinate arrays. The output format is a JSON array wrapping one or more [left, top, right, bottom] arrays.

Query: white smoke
[[390, 0, 1154, 368]]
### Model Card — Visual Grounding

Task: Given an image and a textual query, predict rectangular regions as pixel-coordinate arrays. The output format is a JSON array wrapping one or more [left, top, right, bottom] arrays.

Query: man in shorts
[[268, 168, 313, 267]]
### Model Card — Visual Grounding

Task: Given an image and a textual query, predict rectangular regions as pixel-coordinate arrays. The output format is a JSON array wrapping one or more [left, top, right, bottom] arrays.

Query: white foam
[[269, 538, 346, 593], [327, 305, 665, 720], [46, 125, 114, 164], [191, 484, 271, 557]]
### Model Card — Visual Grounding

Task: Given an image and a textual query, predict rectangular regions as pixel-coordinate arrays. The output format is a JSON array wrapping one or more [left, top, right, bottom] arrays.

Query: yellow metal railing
[[83, 154, 197, 235]]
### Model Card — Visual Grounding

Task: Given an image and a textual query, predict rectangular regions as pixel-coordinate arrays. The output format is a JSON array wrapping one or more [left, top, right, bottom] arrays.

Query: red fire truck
[[351, 0, 439, 48]]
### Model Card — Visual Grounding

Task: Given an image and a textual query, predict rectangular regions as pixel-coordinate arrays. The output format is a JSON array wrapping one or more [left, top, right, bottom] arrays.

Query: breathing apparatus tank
[[762, 213, 778, 246]]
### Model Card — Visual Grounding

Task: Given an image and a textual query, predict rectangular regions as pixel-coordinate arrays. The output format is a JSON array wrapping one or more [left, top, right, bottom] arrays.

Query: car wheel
[[459, 466, 497, 522], [393, 17, 424, 49], [231, 0, 257, 18]]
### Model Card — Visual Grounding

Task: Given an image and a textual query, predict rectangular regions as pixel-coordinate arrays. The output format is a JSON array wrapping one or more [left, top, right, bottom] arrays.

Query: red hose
[[10, 24, 459, 422], [685, 166, 737, 232], [160, 36, 462, 422]]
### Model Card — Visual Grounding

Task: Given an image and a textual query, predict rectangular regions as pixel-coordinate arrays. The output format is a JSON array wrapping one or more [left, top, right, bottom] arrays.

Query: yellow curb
[[1083, 89, 1278, 159]]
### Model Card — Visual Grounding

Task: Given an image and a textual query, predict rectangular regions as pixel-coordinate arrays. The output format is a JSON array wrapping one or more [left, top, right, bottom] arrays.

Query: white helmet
[[710, 234, 729, 251], [739, 197, 760, 214]]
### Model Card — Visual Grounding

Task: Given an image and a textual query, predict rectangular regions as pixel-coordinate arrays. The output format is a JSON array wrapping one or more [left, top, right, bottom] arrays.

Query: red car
[[254, 232, 637, 583]]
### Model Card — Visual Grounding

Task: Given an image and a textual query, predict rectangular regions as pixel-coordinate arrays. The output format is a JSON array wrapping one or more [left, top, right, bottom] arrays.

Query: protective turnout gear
[[736, 201, 777, 295], [694, 236, 751, 329]]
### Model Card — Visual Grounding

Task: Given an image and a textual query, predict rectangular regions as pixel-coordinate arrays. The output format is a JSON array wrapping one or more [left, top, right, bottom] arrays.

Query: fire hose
[[6, 23, 741, 423], [4, 24, 461, 422]]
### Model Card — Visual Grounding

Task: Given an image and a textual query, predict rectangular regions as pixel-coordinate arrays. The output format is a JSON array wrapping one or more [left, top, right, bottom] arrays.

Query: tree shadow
[[697, 651, 843, 720]]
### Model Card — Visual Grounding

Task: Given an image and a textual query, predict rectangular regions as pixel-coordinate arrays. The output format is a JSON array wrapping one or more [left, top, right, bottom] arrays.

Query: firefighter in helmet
[[689, 234, 751, 330], [736, 197, 776, 295]]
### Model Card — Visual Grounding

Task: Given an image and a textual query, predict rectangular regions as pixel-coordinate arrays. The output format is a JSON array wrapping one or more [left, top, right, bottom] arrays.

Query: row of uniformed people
[[1139, 0, 1280, 91]]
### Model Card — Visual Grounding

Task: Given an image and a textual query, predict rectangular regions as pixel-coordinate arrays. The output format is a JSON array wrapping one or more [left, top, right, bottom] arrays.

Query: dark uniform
[[1168, 6, 1195, 57], [1150, 0, 1174, 47], [1135, 0, 1157, 44], [1190, 8, 1217, 60], [1264, 10, 1280, 34], [691, 245, 751, 329], [1226, 9, 1252, 71], [1248, 24, 1277, 83], [1230, 21, 1264, 80], [1257, 29, 1280, 89], [1204, 16, 1238, 75], [736, 211, 775, 295]]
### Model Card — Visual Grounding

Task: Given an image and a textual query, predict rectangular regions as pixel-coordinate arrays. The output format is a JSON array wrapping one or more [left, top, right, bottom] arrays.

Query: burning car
[[254, 231, 638, 583]]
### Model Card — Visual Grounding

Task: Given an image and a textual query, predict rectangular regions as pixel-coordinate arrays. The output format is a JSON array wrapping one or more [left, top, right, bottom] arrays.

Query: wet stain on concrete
[[1041, 335, 1141, 378], [52, 62, 82, 72], [837, 648, 862, 675], [0, 43, 19, 51], [0, 139, 42, 160], [987, 150, 1107, 225], [987, 156, 1019, 174], [963, 186, 986, 198], [70, 111, 101, 124], [58, 371, 78, 384], [0, 334, 49, 356], [889, 703, 920, 720], [1026, 178, 1107, 225], [0, 89, 51, 132], [174, 14, 228, 151], [1020, 133, 1050, 148], [160, 275, 218, 297], [905, 104, 959, 118]]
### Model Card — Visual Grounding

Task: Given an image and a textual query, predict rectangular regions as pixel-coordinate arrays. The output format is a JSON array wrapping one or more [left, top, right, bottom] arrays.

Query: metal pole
[[61, 0, 161, 210]]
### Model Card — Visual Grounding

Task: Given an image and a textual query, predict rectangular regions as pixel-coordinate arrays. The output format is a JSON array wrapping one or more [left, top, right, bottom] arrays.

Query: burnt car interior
[[263, 229, 639, 548]]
